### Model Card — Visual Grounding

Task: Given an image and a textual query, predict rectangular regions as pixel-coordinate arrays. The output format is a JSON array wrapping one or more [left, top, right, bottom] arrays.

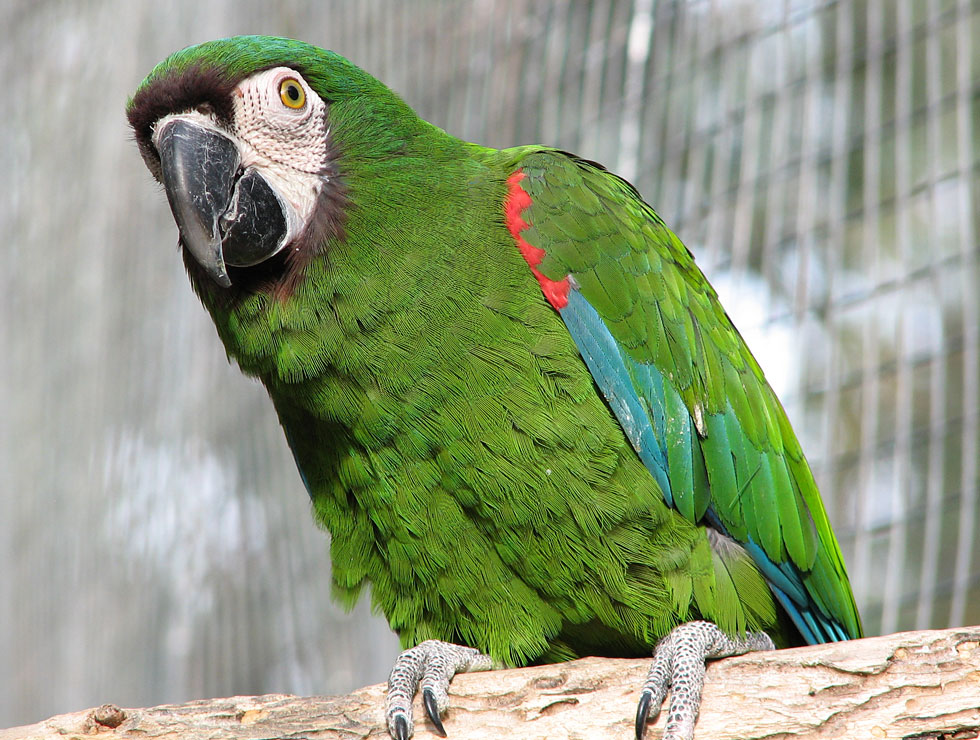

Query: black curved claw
[[393, 714, 410, 740], [423, 688, 447, 737], [635, 689, 652, 740]]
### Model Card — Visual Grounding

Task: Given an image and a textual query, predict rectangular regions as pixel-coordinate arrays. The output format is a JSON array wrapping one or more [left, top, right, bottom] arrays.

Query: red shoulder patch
[[504, 171, 570, 310]]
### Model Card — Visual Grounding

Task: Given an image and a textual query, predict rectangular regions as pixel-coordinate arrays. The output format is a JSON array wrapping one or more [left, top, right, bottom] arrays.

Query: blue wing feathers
[[559, 290, 675, 507], [664, 386, 696, 521], [559, 286, 850, 645]]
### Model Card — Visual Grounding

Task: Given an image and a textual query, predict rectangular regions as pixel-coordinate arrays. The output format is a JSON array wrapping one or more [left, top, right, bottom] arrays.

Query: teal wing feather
[[508, 148, 862, 643]]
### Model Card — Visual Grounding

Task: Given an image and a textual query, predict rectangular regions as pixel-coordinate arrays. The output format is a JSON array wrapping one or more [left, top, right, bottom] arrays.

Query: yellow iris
[[279, 78, 306, 109]]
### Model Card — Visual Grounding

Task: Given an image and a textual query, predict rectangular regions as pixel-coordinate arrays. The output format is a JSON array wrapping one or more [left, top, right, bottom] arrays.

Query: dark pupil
[[286, 84, 300, 101]]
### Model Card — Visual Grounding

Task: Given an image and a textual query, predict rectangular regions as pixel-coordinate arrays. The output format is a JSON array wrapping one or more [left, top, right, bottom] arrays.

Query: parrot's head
[[128, 36, 418, 291]]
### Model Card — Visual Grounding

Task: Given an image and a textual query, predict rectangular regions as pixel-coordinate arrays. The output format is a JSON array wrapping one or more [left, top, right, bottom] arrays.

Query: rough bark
[[4, 626, 979, 740]]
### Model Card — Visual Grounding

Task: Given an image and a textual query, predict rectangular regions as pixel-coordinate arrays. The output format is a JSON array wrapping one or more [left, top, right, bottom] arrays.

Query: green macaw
[[128, 36, 861, 740]]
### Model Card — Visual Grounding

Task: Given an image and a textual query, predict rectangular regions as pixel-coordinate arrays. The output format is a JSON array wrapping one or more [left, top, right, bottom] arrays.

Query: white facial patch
[[231, 67, 330, 245]]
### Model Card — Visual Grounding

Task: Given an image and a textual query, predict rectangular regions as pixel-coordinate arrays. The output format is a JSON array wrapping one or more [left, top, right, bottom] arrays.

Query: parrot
[[127, 36, 862, 740]]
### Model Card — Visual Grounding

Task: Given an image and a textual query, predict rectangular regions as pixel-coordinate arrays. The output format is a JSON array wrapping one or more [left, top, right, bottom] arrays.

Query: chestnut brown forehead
[[128, 65, 239, 154]]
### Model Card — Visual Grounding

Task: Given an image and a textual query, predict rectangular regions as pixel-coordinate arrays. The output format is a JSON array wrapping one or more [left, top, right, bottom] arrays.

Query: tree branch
[[4, 626, 979, 740]]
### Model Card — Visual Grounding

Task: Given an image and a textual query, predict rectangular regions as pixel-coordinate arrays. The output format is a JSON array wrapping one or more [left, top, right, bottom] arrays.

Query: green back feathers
[[513, 150, 861, 642]]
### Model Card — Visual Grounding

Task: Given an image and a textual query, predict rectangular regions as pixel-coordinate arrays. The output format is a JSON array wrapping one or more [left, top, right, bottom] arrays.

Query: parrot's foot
[[634, 620, 774, 740], [385, 639, 495, 740]]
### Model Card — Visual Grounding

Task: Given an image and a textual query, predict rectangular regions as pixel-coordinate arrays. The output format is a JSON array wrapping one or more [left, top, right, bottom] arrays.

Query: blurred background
[[2, 0, 978, 728]]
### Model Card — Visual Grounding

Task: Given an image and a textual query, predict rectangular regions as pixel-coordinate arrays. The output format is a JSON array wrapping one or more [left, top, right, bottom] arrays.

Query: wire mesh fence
[[2, 0, 977, 728]]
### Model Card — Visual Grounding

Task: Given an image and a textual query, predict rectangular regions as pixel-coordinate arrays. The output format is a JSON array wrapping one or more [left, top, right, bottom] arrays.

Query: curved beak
[[154, 117, 288, 287]]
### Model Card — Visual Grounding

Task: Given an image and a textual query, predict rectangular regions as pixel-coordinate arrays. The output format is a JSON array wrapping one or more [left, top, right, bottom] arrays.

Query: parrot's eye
[[279, 78, 306, 109]]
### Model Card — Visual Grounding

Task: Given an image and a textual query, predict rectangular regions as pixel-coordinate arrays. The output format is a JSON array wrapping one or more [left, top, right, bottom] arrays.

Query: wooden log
[[4, 626, 979, 740]]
